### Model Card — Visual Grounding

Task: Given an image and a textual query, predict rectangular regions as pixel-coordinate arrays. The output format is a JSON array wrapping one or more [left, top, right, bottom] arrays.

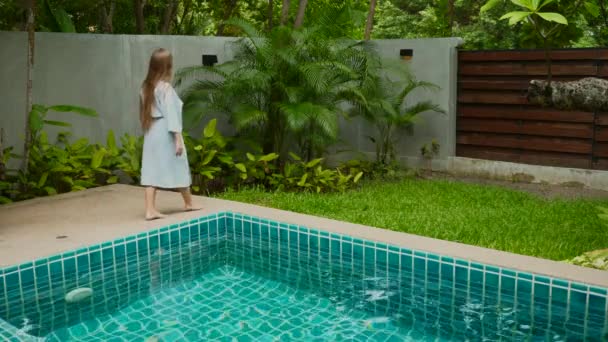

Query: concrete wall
[[0, 32, 462, 169]]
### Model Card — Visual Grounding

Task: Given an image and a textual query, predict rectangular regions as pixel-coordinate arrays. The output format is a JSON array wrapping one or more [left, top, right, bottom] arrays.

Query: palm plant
[[175, 19, 376, 162], [354, 69, 445, 166]]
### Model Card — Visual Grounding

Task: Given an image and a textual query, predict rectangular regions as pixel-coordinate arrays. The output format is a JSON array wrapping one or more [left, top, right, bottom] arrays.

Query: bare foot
[[184, 206, 201, 212], [145, 212, 167, 221]]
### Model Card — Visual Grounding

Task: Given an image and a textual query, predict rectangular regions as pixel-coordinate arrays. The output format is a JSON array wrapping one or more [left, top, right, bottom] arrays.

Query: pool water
[[1, 213, 606, 341]]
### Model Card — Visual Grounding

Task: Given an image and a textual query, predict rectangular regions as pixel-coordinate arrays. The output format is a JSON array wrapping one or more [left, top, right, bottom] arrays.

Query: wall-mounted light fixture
[[202, 54, 218, 66], [400, 49, 413, 61]]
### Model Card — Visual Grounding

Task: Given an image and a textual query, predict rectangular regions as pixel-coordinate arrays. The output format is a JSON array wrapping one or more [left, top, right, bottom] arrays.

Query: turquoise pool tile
[[343, 235, 352, 242], [320, 231, 329, 237], [427, 253, 439, 261], [502, 269, 516, 277], [260, 224, 270, 239], [35, 264, 48, 280], [427, 260, 439, 276], [126, 241, 137, 256], [518, 272, 533, 280], [200, 221, 209, 238], [299, 232, 309, 250], [470, 269, 483, 285], [243, 221, 252, 237], [137, 239, 148, 257], [588, 294, 606, 315], [535, 276, 550, 284], [353, 244, 363, 258], [114, 243, 126, 259], [298, 226, 309, 233], [441, 256, 454, 263], [320, 236, 330, 253], [170, 229, 179, 244], [279, 227, 289, 243], [4, 272, 19, 289], [414, 257, 426, 275], [501, 275, 515, 295], [365, 246, 376, 264], [353, 238, 363, 245], [440, 263, 453, 281], [590, 286, 607, 295], [455, 266, 468, 283], [148, 234, 159, 252], [89, 250, 101, 269], [570, 291, 587, 309], [414, 251, 426, 258], [552, 286, 568, 305], [49, 260, 62, 278], [76, 254, 89, 275], [455, 259, 468, 267], [401, 254, 412, 270], [534, 283, 550, 304], [290, 231, 299, 247], [486, 272, 499, 288], [486, 265, 499, 274], [63, 257, 76, 275], [210, 219, 218, 237], [20, 267, 34, 285], [553, 279, 569, 288], [252, 222, 261, 237], [331, 239, 341, 256], [376, 248, 388, 266], [388, 251, 400, 267], [571, 283, 588, 293], [471, 262, 483, 270], [516, 279, 533, 303]]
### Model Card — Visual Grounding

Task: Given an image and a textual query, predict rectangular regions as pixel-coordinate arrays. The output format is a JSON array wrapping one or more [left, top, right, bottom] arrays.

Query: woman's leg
[[145, 187, 166, 220], [179, 187, 198, 211]]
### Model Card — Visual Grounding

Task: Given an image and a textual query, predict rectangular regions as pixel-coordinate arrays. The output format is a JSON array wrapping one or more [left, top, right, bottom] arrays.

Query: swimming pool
[[0, 211, 606, 340]]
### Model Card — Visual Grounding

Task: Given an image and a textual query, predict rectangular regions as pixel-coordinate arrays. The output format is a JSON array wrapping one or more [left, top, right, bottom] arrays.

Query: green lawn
[[216, 179, 608, 261]]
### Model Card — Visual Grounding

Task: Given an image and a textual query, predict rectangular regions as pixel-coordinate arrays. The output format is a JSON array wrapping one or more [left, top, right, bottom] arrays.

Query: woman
[[139, 48, 196, 220]]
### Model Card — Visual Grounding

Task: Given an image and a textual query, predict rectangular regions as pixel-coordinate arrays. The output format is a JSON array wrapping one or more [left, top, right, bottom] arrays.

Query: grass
[[216, 178, 608, 261]]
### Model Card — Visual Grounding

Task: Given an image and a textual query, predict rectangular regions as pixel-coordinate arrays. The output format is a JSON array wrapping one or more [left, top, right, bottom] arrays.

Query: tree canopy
[[2, 0, 606, 48]]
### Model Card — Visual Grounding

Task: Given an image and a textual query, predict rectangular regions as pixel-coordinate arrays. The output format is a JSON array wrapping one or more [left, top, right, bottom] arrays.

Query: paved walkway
[[0, 184, 606, 287]]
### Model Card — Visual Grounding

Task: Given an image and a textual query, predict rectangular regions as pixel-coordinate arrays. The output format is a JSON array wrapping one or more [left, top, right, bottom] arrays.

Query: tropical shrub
[[175, 19, 379, 161], [353, 67, 445, 166]]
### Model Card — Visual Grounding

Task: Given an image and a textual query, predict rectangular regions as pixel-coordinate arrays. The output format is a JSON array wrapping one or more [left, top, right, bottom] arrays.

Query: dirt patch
[[427, 172, 608, 200]]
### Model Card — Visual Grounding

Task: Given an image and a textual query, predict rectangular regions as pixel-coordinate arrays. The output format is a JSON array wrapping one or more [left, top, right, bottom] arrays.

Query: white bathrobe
[[140, 81, 192, 189]]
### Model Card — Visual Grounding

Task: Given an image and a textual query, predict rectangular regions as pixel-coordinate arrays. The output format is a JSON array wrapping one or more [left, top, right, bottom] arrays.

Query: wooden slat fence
[[456, 48, 608, 170]]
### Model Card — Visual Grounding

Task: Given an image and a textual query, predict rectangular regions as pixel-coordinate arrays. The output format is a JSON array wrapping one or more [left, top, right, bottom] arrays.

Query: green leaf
[[297, 173, 308, 187], [584, 2, 600, 17], [201, 150, 217, 165], [235, 163, 247, 173], [43, 120, 72, 127], [305, 158, 323, 168], [91, 149, 105, 169], [480, 0, 503, 12], [44, 186, 57, 195], [240, 173, 248, 180], [246, 153, 256, 161], [203, 119, 217, 138], [259, 153, 279, 162], [200, 171, 215, 179], [289, 152, 302, 161], [38, 172, 49, 187], [500, 11, 532, 25], [107, 130, 117, 151], [354, 172, 363, 183], [29, 106, 46, 132], [48, 105, 98, 117], [536, 12, 568, 25], [107, 176, 119, 184], [510, 0, 533, 10], [194, 145, 203, 151]]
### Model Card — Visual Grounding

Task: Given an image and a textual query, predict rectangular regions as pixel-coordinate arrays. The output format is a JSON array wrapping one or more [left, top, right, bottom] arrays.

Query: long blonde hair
[[140, 48, 173, 131]]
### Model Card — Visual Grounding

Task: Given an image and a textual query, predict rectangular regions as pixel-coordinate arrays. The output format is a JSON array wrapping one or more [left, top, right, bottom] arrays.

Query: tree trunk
[[101, 0, 115, 33], [364, 0, 377, 40], [447, 0, 454, 35], [527, 77, 608, 112], [160, 0, 179, 34], [216, 0, 238, 36], [280, 0, 290, 25], [22, 0, 35, 175], [266, 0, 274, 31], [177, 0, 192, 35], [293, 0, 308, 29], [134, 0, 146, 34]]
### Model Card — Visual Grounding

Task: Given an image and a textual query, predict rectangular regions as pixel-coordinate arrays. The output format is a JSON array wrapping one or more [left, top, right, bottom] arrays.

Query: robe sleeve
[[162, 85, 184, 133]]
